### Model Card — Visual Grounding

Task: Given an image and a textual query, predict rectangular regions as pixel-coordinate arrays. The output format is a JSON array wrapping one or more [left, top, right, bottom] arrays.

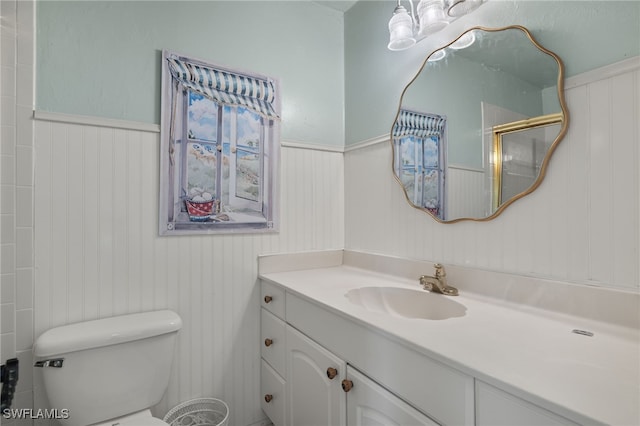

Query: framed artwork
[[159, 50, 281, 235]]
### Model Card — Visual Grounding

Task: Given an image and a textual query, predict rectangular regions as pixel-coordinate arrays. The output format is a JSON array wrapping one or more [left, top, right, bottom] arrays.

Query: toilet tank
[[33, 310, 182, 426]]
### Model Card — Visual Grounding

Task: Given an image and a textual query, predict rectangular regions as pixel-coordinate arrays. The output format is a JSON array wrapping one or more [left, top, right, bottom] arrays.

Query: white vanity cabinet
[[258, 250, 639, 426], [260, 280, 452, 426], [260, 279, 585, 426]]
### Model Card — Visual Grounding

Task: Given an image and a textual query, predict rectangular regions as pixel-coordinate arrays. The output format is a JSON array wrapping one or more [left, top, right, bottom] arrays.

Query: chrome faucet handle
[[433, 263, 445, 277]]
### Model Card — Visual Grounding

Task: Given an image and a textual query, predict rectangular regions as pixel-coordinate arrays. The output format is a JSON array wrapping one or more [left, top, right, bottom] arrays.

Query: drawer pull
[[264, 295, 273, 303], [326, 367, 338, 380], [341, 379, 353, 393], [264, 394, 273, 403], [264, 338, 273, 347]]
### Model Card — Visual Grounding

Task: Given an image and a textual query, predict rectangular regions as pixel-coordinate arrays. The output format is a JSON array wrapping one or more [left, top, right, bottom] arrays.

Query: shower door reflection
[[493, 114, 563, 208]]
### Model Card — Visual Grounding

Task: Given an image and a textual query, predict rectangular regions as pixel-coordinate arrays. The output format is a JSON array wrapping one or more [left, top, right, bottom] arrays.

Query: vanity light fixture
[[387, 0, 483, 51]]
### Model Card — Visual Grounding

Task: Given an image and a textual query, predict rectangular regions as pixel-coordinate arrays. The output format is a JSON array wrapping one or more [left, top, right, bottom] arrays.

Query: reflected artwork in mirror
[[391, 25, 568, 222]]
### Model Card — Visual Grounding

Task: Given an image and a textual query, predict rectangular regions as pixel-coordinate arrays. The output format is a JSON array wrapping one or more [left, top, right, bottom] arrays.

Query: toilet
[[33, 310, 182, 426]]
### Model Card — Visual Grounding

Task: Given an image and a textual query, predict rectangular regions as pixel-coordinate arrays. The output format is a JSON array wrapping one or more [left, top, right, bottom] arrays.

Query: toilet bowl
[[33, 310, 182, 426]]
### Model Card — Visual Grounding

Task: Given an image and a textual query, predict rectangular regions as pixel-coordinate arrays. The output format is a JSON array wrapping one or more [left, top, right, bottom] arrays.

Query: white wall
[[0, 1, 36, 424], [345, 59, 639, 291], [32, 118, 344, 425]]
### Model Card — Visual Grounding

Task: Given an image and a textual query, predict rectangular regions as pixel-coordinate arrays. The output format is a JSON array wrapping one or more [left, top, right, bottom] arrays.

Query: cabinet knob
[[341, 379, 353, 393], [264, 338, 273, 347], [326, 367, 338, 380], [264, 394, 273, 403], [264, 295, 273, 303]]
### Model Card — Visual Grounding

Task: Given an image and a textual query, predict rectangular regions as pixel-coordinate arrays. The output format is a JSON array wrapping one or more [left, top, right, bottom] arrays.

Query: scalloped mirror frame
[[391, 25, 569, 224]]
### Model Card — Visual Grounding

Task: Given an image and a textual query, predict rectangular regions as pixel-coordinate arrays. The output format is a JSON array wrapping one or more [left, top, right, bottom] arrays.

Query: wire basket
[[163, 398, 229, 426]]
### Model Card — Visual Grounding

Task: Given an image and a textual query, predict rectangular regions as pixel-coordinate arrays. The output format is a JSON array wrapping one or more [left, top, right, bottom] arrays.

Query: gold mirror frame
[[391, 25, 569, 223]]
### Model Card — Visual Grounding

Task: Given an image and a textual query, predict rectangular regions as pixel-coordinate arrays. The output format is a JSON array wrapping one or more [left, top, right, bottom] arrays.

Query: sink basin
[[345, 286, 466, 320]]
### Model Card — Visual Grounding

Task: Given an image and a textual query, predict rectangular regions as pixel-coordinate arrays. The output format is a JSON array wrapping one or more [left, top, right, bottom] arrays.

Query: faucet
[[419, 264, 459, 296]]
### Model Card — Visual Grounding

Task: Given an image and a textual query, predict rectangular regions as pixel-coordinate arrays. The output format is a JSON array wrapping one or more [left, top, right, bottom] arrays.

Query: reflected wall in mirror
[[391, 25, 568, 222]]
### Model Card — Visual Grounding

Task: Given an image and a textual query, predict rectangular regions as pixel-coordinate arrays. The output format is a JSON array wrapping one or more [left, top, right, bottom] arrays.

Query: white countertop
[[259, 251, 640, 426]]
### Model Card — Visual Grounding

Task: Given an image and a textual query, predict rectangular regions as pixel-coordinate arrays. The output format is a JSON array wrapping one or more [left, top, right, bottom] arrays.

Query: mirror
[[391, 25, 568, 222]]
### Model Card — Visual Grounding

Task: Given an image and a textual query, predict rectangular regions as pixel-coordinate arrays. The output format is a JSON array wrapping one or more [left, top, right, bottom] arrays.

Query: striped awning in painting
[[167, 57, 280, 119], [392, 109, 445, 138]]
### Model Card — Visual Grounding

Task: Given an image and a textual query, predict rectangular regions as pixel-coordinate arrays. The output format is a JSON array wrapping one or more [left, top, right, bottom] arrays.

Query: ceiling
[[312, 1, 360, 13]]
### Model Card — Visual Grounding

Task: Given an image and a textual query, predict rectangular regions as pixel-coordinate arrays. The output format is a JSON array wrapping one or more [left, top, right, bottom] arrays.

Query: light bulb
[[417, 0, 449, 39], [388, 4, 416, 51], [450, 31, 476, 49], [428, 49, 446, 62]]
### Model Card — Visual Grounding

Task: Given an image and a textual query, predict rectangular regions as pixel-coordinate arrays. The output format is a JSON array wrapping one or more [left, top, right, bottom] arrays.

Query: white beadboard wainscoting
[[32, 118, 344, 426], [345, 58, 639, 291]]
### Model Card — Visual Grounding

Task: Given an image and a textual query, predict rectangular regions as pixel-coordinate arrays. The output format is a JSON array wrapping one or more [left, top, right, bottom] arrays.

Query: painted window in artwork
[[393, 110, 446, 219], [159, 51, 280, 235]]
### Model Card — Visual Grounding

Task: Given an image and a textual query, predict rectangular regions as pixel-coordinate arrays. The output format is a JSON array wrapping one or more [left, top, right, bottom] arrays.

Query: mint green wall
[[34, 1, 640, 148], [36, 1, 345, 146], [345, 0, 640, 146]]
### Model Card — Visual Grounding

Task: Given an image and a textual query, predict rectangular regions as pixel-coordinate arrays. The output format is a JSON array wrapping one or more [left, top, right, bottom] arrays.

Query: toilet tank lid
[[33, 310, 182, 358]]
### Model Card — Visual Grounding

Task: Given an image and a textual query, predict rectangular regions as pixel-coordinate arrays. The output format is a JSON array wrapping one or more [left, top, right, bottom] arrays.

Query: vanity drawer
[[261, 359, 286, 426], [261, 280, 285, 319], [261, 308, 286, 376]]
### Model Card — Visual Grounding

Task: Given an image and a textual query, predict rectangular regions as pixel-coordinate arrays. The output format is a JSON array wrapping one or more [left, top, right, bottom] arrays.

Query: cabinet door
[[346, 366, 439, 426], [286, 325, 347, 426]]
